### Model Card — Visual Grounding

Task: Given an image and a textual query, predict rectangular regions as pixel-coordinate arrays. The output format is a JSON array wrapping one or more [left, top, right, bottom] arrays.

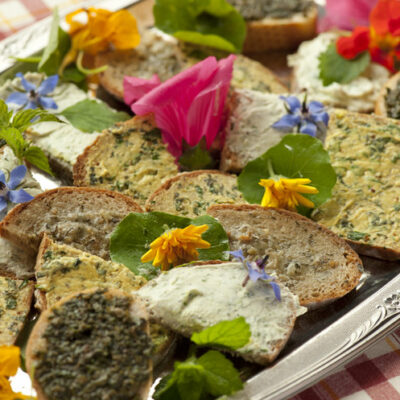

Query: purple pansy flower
[[0, 165, 34, 212], [6, 73, 58, 110], [229, 249, 281, 301], [272, 95, 329, 137]]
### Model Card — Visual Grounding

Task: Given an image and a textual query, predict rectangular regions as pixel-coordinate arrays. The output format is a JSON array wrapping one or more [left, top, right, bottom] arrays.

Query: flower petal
[[0, 171, 6, 184], [6, 92, 28, 107], [270, 281, 281, 301], [39, 96, 58, 110], [7, 165, 27, 189], [123, 75, 161, 106], [0, 345, 20, 376], [311, 111, 330, 126], [272, 114, 301, 131], [336, 26, 370, 59], [370, 0, 400, 36], [308, 101, 325, 113], [300, 121, 317, 136], [16, 72, 36, 92], [280, 95, 301, 112], [0, 197, 7, 212], [8, 189, 34, 204], [24, 100, 38, 110], [37, 75, 59, 96], [229, 249, 245, 262]]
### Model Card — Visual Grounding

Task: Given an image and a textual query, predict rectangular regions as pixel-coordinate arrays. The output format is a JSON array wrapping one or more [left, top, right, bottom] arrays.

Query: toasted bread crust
[[242, 5, 318, 53], [375, 71, 400, 117], [207, 204, 363, 306]]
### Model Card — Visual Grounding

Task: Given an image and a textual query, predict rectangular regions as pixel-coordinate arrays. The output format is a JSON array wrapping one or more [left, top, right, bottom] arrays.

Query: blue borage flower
[[229, 249, 281, 301], [0, 165, 34, 212], [6, 73, 58, 110], [272, 95, 329, 137]]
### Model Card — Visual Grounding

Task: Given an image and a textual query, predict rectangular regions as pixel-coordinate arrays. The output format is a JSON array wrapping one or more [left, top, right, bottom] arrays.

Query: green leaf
[[38, 8, 71, 75], [62, 65, 86, 83], [154, 0, 246, 53], [175, 362, 206, 400], [59, 99, 130, 133], [23, 146, 53, 175], [198, 350, 243, 396], [238, 134, 337, 216], [179, 140, 216, 171], [0, 127, 26, 159], [153, 374, 182, 400], [319, 43, 370, 86], [110, 212, 229, 279], [191, 317, 250, 350], [0, 99, 12, 128], [11, 109, 60, 132]]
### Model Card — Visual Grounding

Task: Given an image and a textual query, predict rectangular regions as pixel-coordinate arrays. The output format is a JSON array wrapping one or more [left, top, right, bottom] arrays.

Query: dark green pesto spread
[[228, 0, 313, 20], [385, 82, 400, 119], [34, 290, 152, 400]]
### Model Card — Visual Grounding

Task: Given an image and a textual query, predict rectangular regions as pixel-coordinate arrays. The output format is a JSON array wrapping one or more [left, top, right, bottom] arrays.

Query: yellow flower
[[141, 225, 211, 271], [0, 346, 33, 400], [259, 177, 318, 211], [61, 8, 140, 72]]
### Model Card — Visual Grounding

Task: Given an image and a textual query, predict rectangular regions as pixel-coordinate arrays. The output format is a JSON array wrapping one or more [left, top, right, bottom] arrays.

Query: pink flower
[[123, 55, 236, 158], [319, 0, 377, 32]]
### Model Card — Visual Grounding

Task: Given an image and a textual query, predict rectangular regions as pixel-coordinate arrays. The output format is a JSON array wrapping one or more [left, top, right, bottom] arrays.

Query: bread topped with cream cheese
[[0, 187, 142, 260], [27, 288, 153, 400], [207, 204, 363, 306], [146, 170, 245, 218], [73, 116, 178, 206]]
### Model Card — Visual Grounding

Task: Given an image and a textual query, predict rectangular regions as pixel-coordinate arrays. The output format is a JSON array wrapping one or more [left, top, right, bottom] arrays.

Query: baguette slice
[[207, 204, 363, 306], [137, 262, 303, 365], [146, 170, 245, 218], [0, 276, 34, 345], [0, 187, 142, 260], [375, 71, 400, 117], [27, 288, 152, 400], [73, 116, 178, 206], [241, 4, 318, 53]]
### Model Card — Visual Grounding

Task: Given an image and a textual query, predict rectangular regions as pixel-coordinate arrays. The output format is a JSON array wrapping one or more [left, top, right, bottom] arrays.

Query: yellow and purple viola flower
[[272, 95, 329, 137], [123, 55, 235, 158], [0, 165, 34, 212], [230, 249, 281, 301], [6, 73, 58, 110]]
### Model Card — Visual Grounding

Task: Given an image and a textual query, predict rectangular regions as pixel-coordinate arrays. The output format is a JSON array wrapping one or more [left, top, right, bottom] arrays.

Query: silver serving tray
[[1, 2, 400, 399]]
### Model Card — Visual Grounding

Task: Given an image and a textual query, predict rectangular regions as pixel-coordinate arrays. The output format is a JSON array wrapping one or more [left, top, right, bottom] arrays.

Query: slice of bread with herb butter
[[375, 71, 400, 117], [73, 115, 178, 206], [35, 235, 175, 367], [0, 187, 142, 260], [96, 28, 287, 102], [207, 204, 363, 306], [27, 288, 153, 400], [228, 0, 318, 52], [288, 32, 389, 113], [145, 170, 245, 218], [137, 261, 304, 365], [312, 109, 400, 260], [0, 276, 34, 346]]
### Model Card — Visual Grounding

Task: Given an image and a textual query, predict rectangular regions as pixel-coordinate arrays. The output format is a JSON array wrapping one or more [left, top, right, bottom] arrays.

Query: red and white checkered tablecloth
[[1, 1, 400, 399]]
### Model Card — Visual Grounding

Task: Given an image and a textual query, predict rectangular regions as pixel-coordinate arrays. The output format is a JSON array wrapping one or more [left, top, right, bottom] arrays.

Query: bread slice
[[35, 235, 175, 366], [241, 3, 318, 53], [145, 170, 245, 218], [26, 288, 152, 400], [73, 115, 178, 206], [207, 204, 363, 306], [96, 28, 287, 101], [220, 89, 290, 172], [0, 276, 34, 345], [0, 187, 142, 260], [375, 71, 400, 117], [137, 261, 303, 365], [288, 32, 390, 113], [312, 109, 400, 260]]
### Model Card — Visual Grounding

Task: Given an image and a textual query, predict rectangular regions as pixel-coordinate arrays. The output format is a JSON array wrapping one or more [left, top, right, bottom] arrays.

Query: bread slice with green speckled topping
[[208, 204, 363, 306], [73, 116, 178, 206], [145, 170, 245, 218]]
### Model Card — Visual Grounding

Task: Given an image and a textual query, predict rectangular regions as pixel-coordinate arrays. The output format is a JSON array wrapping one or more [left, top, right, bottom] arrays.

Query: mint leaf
[[175, 362, 206, 400], [319, 43, 370, 86], [12, 109, 60, 132], [191, 317, 250, 350], [60, 99, 130, 133], [153, 374, 181, 400], [0, 100, 12, 127], [110, 212, 229, 279], [154, 0, 246, 53], [24, 146, 53, 175], [198, 350, 243, 396], [179, 141, 216, 171], [238, 134, 337, 216], [38, 8, 71, 75], [0, 127, 26, 159]]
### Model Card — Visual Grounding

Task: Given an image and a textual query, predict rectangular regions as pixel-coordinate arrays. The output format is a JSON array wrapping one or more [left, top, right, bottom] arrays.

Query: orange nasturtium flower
[[141, 225, 211, 271], [0, 346, 33, 400], [259, 177, 319, 211], [336, 0, 400, 71], [61, 8, 140, 73]]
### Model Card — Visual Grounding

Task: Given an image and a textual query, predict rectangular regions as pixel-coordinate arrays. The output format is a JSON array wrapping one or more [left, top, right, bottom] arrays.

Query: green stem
[[187, 343, 197, 359], [11, 56, 41, 63], [267, 159, 275, 177], [76, 51, 108, 75]]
